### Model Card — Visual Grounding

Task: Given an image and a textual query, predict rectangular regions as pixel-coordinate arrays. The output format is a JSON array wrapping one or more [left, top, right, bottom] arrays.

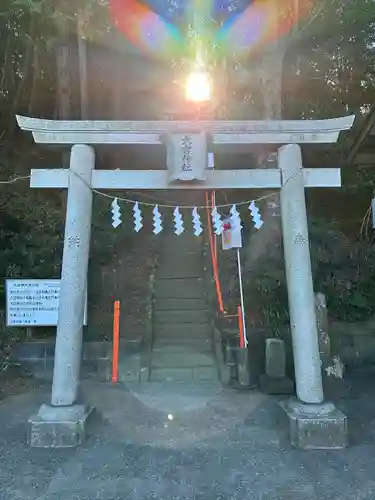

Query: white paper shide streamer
[[133, 202, 143, 232], [111, 198, 122, 228], [192, 207, 203, 236], [173, 206, 184, 235], [230, 204, 243, 232], [152, 205, 163, 235], [110, 197, 264, 234], [211, 206, 224, 235], [249, 201, 264, 229]]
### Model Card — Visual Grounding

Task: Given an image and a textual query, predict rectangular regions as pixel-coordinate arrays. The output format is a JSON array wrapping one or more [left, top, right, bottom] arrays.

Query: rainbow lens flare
[[109, 0, 183, 57], [216, 0, 314, 56], [109, 0, 314, 59]]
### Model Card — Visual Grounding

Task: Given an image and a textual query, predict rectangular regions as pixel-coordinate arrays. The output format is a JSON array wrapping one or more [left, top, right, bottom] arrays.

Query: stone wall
[[11, 341, 112, 381], [8, 320, 375, 380], [330, 320, 375, 367]]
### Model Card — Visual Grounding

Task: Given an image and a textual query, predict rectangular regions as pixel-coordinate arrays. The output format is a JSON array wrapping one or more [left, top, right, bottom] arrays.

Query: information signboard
[[6, 279, 87, 327]]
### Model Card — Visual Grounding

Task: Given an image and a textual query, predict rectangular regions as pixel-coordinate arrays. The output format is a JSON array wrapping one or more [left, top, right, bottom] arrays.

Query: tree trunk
[[242, 0, 303, 278], [243, 42, 287, 276], [55, 26, 74, 213], [78, 37, 89, 119], [56, 38, 73, 122], [77, 10, 89, 120]]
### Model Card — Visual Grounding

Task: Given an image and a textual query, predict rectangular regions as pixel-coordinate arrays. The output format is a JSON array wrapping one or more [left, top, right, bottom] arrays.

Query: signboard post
[[6, 279, 87, 327], [220, 219, 247, 346]]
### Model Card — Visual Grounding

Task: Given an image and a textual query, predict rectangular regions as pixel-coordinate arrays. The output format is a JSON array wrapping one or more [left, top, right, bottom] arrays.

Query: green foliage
[[245, 217, 375, 329]]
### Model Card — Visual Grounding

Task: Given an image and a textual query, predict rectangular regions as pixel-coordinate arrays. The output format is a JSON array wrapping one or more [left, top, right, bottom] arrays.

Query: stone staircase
[[147, 231, 219, 383]]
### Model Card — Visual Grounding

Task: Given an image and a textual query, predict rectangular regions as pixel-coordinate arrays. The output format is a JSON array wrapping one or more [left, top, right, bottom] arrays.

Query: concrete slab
[[124, 380, 223, 412], [149, 365, 219, 382]]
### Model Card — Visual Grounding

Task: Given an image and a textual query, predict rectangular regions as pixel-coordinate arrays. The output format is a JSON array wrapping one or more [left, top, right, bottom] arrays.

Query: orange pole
[[206, 192, 224, 313], [112, 300, 120, 383], [238, 305, 245, 348]]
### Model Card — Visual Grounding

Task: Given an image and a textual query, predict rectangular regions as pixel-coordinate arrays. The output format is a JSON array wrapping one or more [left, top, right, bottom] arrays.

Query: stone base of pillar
[[280, 398, 347, 450], [28, 404, 94, 448]]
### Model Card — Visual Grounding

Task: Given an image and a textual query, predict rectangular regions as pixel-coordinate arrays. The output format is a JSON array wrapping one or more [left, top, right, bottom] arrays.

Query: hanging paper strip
[[111, 198, 122, 228], [249, 201, 263, 229], [230, 204, 243, 231], [173, 206, 184, 235], [110, 198, 264, 234], [192, 207, 203, 236], [133, 202, 143, 232], [211, 206, 224, 235], [152, 205, 163, 234]]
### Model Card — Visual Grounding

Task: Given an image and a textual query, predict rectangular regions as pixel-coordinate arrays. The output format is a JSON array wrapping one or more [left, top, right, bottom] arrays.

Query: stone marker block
[[265, 338, 286, 378], [28, 404, 93, 448], [260, 338, 294, 394], [280, 398, 347, 450]]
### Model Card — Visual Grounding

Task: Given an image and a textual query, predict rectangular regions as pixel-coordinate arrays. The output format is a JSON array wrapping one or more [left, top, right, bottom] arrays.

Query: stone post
[[279, 144, 347, 449], [279, 144, 323, 404], [28, 144, 95, 448], [51, 144, 94, 405]]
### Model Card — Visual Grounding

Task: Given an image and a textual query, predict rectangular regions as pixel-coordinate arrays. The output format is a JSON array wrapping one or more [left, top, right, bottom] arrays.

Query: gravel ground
[[1, 369, 375, 500]]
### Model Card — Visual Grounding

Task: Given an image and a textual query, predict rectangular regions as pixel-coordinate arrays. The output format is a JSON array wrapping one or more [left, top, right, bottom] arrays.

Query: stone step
[[153, 337, 212, 350], [154, 309, 211, 325], [154, 298, 208, 311], [156, 265, 203, 279], [154, 278, 206, 299], [150, 351, 215, 368], [149, 365, 218, 382], [154, 323, 212, 338], [151, 343, 212, 354]]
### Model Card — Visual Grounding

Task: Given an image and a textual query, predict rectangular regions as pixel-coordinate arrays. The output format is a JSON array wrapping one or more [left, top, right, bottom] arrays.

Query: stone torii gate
[[16, 114, 354, 449]]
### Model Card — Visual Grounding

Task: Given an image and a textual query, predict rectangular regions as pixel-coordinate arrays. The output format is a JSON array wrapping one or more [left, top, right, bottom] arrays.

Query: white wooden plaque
[[221, 218, 243, 250], [167, 132, 207, 182]]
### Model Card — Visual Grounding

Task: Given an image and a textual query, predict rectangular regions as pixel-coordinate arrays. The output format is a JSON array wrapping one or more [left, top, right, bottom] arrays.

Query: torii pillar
[[16, 114, 354, 449]]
